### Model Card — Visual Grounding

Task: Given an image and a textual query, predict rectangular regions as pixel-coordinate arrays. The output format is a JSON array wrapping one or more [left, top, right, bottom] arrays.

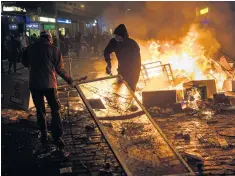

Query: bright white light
[[94, 20, 97, 24], [93, 23, 96, 26], [39, 17, 56, 23], [3, 6, 26, 12]]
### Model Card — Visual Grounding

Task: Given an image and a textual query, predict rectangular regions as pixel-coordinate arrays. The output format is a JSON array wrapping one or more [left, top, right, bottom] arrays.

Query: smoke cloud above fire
[[101, 2, 235, 58]]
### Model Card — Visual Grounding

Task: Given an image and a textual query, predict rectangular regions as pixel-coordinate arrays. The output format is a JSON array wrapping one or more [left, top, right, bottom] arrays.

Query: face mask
[[114, 34, 124, 43], [115, 38, 122, 43]]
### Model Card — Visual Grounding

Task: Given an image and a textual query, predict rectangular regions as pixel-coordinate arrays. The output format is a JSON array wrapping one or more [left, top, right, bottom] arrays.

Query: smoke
[[101, 2, 198, 40], [208, 2, 235, 59], [100, 2, 235, 58]]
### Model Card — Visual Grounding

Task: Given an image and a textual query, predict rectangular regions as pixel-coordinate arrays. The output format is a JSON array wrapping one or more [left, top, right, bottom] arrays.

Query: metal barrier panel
[[77, 76, 194, 176]]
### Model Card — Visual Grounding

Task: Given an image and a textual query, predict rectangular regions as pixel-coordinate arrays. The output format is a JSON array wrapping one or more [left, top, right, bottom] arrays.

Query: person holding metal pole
[[22, 31, 76, 150]]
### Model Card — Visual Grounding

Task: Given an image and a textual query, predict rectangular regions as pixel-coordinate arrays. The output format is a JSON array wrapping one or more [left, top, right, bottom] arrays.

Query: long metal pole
[[68, 50, 72, 78]]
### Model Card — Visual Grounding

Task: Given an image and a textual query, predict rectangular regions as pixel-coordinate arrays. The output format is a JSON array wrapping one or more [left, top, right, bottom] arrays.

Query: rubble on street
[[1, 88, 125, 176]]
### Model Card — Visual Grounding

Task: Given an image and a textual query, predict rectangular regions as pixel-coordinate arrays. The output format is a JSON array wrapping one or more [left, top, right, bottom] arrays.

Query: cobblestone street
[[2, 1, 235, 175], [155, 113, 235, 175], [2, 56, 235, 175]]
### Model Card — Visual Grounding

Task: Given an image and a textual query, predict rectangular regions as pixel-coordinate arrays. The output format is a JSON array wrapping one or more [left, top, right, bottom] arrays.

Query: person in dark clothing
[[22, 31, 76, 149], [53, 35, 58, 47], [7, 35, 21, 74], [75, 32, 81, 58], [104, 24, 141, 92], [64, 37, 69, 56], [30, 33, 37, 44], [59, 31, 65, 56], [93, 34, 100, 56]]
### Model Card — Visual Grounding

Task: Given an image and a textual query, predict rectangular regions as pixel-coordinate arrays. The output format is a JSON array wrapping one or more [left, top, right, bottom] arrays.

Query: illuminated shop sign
[[3, 6, 26, 12], [26, 23, 39, 29], [2, 15, 25, 23], [26, 15, 39, 22], [57, 18, 71, 24], [44, 24, 56, 30], [39, 17, 56, 23]]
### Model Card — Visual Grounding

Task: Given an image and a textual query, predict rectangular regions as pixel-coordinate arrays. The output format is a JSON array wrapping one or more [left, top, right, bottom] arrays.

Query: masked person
[[104, 24, 141, 110], [22, 31, 76, 150]]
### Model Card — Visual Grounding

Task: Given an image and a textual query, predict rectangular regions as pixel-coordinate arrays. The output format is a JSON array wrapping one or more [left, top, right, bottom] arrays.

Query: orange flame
[[138, 26, 227, 90]]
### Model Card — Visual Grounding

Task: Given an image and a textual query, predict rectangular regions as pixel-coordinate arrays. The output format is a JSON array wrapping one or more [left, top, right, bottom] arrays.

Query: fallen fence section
[[76, 75, 195, 176]]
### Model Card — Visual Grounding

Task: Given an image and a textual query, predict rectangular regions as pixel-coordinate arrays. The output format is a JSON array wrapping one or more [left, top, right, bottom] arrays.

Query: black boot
[[53, 137, 65, 150], [40, 132, 49, 148]]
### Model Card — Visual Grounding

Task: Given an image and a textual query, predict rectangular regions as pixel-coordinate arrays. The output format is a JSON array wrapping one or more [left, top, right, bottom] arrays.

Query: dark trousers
[[76, 43, 80, 57], [30, 88, 63, 139], [120, 70, 140, 92], [8, 60, 17, 73]]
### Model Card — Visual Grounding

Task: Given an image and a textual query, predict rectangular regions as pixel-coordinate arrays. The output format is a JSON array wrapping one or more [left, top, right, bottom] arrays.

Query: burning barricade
[[136, 26, 235, 117]]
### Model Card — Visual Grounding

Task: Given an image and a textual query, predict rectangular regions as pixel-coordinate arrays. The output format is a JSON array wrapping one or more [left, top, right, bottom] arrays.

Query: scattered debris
[[103, 162, 111, 169], [213, 94, 230, 105], [218, 128, 235, 137], [217, 138, 229, 149], [183, 133, 191, 141], [85, 123, 96, 132], [175, 131, 184, 138], [206, 118, 218, 124], [197, 134, 207, 143], [184, 151, 204, 161], [207, 137, 219, 147], [101, 122, 113, 128], [98, 169, 112, 176], [60, 167, 72, 174], [148, 106, 174, 116]]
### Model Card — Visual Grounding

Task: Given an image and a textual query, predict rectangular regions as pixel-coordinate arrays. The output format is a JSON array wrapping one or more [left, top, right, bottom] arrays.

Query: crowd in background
[[57, 31, 112, 58], [1, 31, 112, 74]]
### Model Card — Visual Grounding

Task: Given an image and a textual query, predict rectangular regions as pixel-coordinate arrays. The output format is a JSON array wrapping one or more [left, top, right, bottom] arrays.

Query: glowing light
[[39, 17, 56, 23], [81, 4, 85, 8], [57, 18, 71, 24], [200, 7, 209, 15], [138, 25, 227, 91], [3, 6, 26, 12]]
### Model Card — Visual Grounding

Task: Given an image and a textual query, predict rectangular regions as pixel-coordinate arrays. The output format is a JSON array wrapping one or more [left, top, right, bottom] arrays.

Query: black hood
[[113, 24, 129, 38]]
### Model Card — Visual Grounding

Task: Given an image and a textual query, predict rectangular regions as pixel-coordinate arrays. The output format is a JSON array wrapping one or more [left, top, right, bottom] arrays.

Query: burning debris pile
[[136, 25, 234, 116], [138, 25, 232, 89]]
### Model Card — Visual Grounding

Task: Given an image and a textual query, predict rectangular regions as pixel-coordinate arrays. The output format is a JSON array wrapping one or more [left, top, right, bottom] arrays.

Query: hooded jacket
[[104, 24, 141, 76], [22, 38, 73, 89]]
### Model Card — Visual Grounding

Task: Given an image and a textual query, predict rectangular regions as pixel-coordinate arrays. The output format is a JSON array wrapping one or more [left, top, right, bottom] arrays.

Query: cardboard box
[[1, 75, 34, 111], [142, 90, 184, 108], [222, 80, 235, 92]]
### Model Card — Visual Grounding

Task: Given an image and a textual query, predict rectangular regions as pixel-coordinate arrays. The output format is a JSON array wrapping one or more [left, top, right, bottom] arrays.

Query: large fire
[[138, 26, 228, 91]]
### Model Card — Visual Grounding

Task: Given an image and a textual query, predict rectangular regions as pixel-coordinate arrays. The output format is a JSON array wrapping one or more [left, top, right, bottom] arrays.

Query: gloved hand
[[106, 66, 112, 75]]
